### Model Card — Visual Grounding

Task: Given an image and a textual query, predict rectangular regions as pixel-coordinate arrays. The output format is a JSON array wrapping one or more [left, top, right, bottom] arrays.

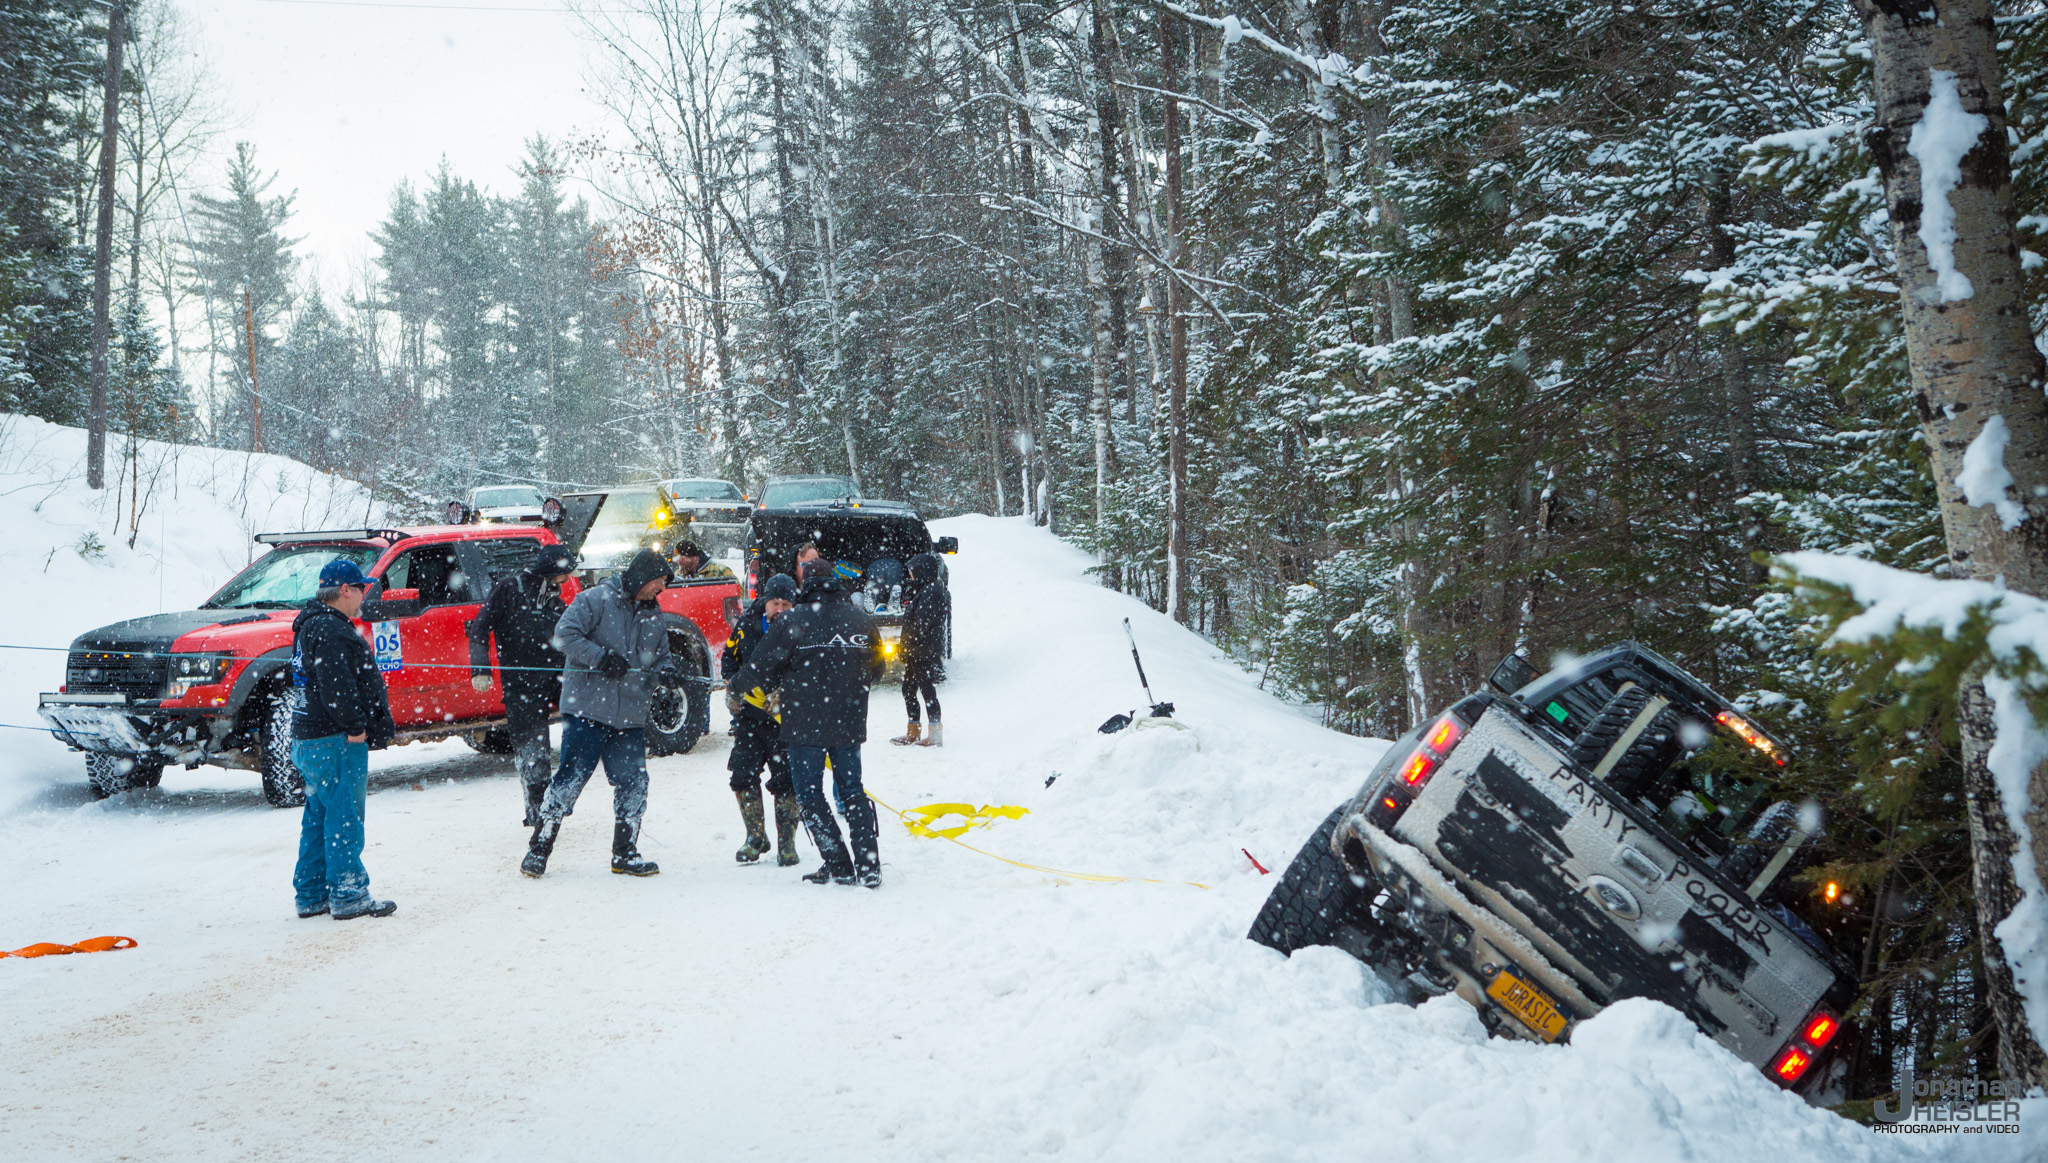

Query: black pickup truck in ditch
[[1250, 644, 1857, 1098]]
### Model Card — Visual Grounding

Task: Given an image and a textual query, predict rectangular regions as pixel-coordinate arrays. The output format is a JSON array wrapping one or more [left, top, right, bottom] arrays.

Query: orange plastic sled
[[1, 936, 137, 959]]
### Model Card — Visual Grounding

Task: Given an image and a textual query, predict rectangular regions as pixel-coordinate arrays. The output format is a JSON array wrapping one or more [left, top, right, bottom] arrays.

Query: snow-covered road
[[0, 515, 2028, 1161]]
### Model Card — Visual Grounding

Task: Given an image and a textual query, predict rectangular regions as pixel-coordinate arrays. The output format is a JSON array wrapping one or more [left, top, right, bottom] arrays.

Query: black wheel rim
[[649, 682, 686, 735]]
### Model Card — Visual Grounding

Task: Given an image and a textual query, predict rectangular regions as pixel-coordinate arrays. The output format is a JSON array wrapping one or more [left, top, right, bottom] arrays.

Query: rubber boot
[[773, 793, 801, 866], [521, 819, 559, 878], [611, 818, 660, 876], [734, 786, 770, 864], [890, 721, 921, 746], [916, 721, 943, 748]]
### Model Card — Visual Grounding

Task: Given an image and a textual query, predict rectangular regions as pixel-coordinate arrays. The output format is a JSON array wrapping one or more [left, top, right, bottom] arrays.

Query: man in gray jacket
[[520, 548, 674, 878]]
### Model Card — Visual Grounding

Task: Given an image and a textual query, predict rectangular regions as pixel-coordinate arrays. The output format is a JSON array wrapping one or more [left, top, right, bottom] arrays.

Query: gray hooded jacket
[[556, 550, 673, 728]]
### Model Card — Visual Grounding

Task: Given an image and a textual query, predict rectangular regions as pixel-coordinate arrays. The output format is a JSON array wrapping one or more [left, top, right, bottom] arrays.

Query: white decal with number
[[373, 621, 403, 673]]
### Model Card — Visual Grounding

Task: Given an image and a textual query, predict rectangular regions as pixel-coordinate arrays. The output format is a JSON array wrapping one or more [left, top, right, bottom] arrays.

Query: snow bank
[[1907, 68, 1987, 302], [0, 414, 376, 810], [1782, 550, 2048, 1061]]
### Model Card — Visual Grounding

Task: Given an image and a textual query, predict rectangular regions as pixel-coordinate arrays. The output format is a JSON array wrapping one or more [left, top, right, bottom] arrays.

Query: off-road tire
[[1248, 806, 1390, 960], [259, 688, 307, 808], [85, 753, 163, 798], [462, 727, 516, 755], [1565, 685, 1682, 798], [646, 668, 707, 757]]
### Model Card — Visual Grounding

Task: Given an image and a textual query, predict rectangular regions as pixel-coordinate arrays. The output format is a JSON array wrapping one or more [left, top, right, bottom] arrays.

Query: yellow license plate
[[1487, 969, 1568, 1042]]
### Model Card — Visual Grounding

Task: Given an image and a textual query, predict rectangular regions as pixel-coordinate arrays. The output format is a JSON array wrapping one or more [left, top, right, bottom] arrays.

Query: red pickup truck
[[39, 513, 739, 805]]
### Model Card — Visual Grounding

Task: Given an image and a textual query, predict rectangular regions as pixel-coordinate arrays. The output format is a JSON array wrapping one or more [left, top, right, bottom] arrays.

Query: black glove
[[657, 660, 689, 685], [597, 651, 631, 680]]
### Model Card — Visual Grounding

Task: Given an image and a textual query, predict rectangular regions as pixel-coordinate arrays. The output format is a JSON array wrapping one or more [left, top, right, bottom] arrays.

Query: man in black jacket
[[726, 560, 888, 886], [468, 542, 578, 825], [721, 572, 801, 865], [290, 558, 399, 920]]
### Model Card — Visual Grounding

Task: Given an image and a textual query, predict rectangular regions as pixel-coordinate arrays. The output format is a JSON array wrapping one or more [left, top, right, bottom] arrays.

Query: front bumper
[[38, 695, 235, 767]]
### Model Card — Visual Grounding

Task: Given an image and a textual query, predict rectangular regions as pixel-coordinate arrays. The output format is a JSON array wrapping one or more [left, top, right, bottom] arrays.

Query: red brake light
[[1800, 1010, 1839, 1049], [1424, 716, 1464, 755], [1400, 751, 1437, 787], [1770, 1044, 1812, 1084]]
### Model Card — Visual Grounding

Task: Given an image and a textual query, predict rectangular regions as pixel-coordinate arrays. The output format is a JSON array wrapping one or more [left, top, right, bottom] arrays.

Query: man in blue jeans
[[726, 559, 888, 886], [521, 549, 675, 878], [290, 559, 399, 920]]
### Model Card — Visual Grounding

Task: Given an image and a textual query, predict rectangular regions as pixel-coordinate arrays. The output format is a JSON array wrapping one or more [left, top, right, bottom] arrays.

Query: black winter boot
[[734, 786, 770, 864], [802, 864, 857, 886], [612, 819, 660, 876], [772, 794, 801, 867], [521, 819, 559, 878]]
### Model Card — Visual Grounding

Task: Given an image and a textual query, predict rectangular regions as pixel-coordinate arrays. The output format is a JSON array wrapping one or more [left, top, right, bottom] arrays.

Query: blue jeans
[[292, 734, 371, 911], [787, 744, 876, 877], [541, 716, 648, 824]]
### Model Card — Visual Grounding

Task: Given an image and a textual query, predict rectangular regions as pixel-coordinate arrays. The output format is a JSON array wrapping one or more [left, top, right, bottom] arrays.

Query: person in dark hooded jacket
[[726, 559, 888, 886], [890, 552, 950, 748], [520, 548, 674, 879], [720, 572, 801, 865], [468, 542, 578, 825]]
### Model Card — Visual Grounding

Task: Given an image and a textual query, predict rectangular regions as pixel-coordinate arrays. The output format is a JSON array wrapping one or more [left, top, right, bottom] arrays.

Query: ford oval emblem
[[1587, 875, 1640, 921]]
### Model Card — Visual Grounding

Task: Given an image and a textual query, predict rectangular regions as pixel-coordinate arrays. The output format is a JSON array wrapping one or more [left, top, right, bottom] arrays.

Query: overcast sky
[[177, 0, 611, 295]]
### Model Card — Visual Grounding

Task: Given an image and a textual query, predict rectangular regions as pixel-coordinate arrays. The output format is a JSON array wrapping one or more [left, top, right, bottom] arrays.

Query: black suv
[[1250, 644, 1856, 1098]]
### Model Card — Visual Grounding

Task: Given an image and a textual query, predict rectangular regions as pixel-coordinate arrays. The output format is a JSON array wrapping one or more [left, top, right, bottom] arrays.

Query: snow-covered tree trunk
[[1162, 12, 1190, 623], [1859, 0, 2048, 1087]]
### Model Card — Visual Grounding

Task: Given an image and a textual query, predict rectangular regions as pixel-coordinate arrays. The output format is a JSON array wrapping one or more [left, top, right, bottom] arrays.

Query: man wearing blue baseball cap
[[288, 557, 399, 920]]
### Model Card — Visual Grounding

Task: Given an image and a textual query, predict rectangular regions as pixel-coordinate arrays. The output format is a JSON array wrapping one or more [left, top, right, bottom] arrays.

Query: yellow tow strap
[[867, 792, 1208, 889]]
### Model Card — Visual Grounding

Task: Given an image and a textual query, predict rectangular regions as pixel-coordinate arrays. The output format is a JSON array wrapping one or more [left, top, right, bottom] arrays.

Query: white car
[[467, 484, 545, 524]]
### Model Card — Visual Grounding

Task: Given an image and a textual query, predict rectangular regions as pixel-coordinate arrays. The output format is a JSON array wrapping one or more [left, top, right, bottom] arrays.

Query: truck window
[[384, 545, 470, 606], [204, 545, 382, 609]]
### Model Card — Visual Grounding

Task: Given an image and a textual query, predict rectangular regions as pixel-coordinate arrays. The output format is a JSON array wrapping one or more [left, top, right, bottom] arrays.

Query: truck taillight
[[1769, 1044, 1812, 1085], [1376, 714, 1469, 824], [1400, 714, 1467, 791], [1801, 1010, 1840, 1049], [1768, 1006, 1841, 1087]]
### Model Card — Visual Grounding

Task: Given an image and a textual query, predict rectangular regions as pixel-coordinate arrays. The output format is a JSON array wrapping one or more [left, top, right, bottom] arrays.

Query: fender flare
[[660, 613, 711, 678], [227, 647, 294, 723]]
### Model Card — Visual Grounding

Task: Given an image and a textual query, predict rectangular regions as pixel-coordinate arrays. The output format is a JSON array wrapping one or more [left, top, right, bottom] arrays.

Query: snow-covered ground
[[0, 429, 2034, 1158]]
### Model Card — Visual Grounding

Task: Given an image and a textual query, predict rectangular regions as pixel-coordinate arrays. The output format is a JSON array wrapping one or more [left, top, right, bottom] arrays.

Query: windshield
[[578, 490, 675, 573], [667, 479, 742, 501], [205, 545, 383, 609], [762, 478, 858, 507], [472, 485, 542, 508]]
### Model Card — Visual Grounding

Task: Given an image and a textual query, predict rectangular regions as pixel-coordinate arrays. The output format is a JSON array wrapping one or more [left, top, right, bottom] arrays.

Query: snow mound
[[0, 414, 376, 810]]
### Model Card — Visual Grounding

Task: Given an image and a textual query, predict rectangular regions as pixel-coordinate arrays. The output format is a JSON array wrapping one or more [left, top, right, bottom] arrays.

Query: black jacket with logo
[[291, 601, 396, 745], [727, 577, 886, 747]]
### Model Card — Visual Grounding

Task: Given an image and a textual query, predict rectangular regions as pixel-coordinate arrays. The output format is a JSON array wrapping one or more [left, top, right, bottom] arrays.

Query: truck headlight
[[167, 653, 234, 698]]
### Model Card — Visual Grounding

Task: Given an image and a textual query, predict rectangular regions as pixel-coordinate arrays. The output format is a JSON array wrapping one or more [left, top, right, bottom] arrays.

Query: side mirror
[[540, 497, 565, 526], [445, 500, 472, 525], [934, 536, 959, 555], [722, 595, 743, 629], [364, 587, 422, 621], [1489, 653, 1539, 695]]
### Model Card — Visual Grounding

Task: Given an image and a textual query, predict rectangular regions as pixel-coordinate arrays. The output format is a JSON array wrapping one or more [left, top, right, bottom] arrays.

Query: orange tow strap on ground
[[1, 936, 137, 959]]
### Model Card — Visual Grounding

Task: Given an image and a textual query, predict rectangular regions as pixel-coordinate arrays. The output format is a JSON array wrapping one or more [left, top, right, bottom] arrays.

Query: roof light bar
[[253, 529, 411, 545], [1715, 710, 1786, 766]]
